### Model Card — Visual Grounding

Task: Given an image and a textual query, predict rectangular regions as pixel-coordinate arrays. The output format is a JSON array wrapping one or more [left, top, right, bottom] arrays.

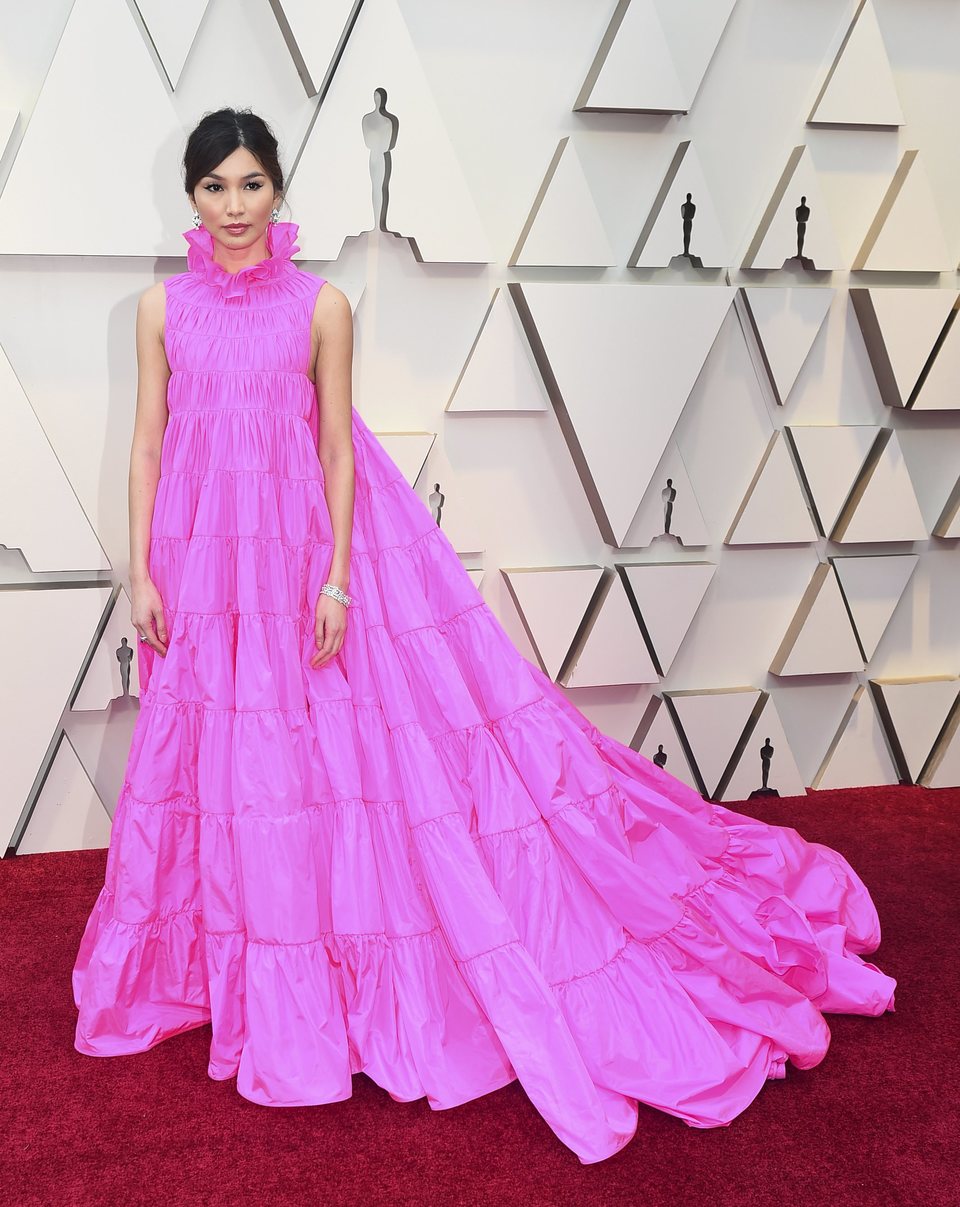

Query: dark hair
[[183, 108, 286, 211]]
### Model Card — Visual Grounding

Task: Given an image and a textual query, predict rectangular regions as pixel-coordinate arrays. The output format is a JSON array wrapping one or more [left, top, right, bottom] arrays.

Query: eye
[[202, 181, 264, 192]]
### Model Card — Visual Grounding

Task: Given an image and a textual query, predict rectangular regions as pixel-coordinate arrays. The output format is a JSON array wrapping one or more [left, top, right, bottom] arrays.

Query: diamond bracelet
[[320, 582, 353, 608]]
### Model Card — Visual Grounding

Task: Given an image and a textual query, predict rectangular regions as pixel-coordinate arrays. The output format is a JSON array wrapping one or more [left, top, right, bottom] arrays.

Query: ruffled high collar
[[182, 220, 301, 298]]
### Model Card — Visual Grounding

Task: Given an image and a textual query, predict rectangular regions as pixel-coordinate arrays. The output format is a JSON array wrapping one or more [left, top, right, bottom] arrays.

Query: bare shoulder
[[138, 280, 167, 334], [310, 278, 353, 345]]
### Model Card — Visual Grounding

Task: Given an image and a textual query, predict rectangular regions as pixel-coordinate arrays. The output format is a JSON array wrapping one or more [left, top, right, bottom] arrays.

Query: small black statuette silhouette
[[428, 482, 445, 526], [662, 478, 677, 534], [653, 744, 668, 769], [783, 194, 815, 269], [749, 736, 780, 798], [116, 636, 134, 697], [671, 192, 704, 269]]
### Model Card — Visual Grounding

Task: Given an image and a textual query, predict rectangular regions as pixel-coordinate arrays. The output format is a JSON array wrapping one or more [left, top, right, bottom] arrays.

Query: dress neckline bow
[[182, 220, 301, 298]]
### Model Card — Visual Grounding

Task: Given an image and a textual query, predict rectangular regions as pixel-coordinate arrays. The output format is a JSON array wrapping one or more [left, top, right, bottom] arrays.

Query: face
[[190, 146, 280, 251]]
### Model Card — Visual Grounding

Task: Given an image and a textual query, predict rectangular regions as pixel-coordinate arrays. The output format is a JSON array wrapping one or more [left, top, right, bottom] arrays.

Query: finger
[[153, 605, 168, 648]]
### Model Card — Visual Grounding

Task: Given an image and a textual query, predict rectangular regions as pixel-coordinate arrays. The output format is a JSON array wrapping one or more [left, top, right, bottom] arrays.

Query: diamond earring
[[192, 210, 202, 229], [271, 207, 281, 223]]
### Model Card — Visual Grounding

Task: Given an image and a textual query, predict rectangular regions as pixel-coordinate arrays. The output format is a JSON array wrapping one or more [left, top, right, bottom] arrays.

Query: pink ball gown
[[72, 220, 896, 1165]]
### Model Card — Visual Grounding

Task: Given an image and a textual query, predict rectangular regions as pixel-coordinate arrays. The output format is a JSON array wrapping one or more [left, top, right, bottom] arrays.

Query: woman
[[72, 108, 896, 1165]]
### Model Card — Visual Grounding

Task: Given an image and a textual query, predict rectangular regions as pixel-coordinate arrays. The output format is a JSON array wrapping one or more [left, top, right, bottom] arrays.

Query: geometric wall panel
[[651, 0, 738, 113], [286, 0, 491, 263], [511, 137, 616, 268], [618, 560, 716, 676], [934, 477, 960, 539], [787, 424, 877, 538], [808, 0, 904, 129], [574, 0, 685, 114], [0, 0, 186, 255], [445, 288, 550, 413], [374, 432, 436, 488], [501, 566, 604, 682], [853, 149, 953, 273], [742, 287, 835, 405], [831, 554, 919, 660], [811, 684, 900, 790], [725, 432, 819, 546], [870, 676, 960, 784], [631, 140, 730, 269], [742, 145, 845, 270], [0, 585, 112, 852], [633, 695, 701, 792], [832, 430, 926, 543], [849, 288, 958, 409], [270, 0, 362, 97], [922, 699, 960, 789], [0, 345, 110, 572], [72, 587, 143, 710], [622, 439, 710, 549], [663, 687, 765, 798], [909, 304, 960, 411], [719, 693, 806, 802], [16, 732, 111, 855], [562, 574, 659, 688], [770, 562, 864, 677], [512, 282, 734, 546], [134, 0, 212, 90]]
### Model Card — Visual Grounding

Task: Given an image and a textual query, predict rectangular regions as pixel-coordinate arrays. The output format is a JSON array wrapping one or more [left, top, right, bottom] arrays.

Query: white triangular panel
[[286, 0, 491, 263], [665, 688, 763, 798], [744, 146, 844, 270], [832, 554, 919, 660], [809, 0, 904, 127], [632, 140, 730, 269], [620, 561, 716, 676], [0, 110, 18, 160], [374, 432, 435, 488], [834, 432, 926, 543], [502, 566, 603, 681], [720, 695, 806, 802], [770, 563, 864, 677], [854, 150, 953, 272], [743, 287, 835, 404], [912, 310, 960, 411], [622, 440, 710, 549], [18, 735, 111, 855], [813, 685, 899, 789], [0, 585, 112, 850], [446, 289, 549, 414], [0, 0, 185, 255], [635, 697, 700, 792], [788, 425, 877, 537], [73, 589, 143, 710], [576, 0, 685, 114], [726, 432, 818, 546], [512, 138, 615, 268], [652, 0, 737, 112], [934, 479, 960, 538], [466, 569, 485, 591], [923, 707, 960, 788], [854, 288, 958, 407], [271, 0, 362, 96], [521, 282, 734, 546], [0, 348, 109, 571], [563, 579, 658, 688], [134, 0, 212, 89], [871, 677, 960, 783]]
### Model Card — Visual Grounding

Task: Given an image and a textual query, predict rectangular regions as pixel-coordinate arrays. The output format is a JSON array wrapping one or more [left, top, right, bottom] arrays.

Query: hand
[[310, 590, 347, 668], [131, 577, 168, 656]]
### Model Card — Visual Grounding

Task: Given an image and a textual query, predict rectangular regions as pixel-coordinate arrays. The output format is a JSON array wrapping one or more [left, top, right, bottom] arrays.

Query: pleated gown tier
[[72, 220, 896, 1165]]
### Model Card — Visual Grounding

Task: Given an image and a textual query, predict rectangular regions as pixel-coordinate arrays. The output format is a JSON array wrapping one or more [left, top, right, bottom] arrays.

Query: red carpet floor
[[2, 784, 956, 1207]]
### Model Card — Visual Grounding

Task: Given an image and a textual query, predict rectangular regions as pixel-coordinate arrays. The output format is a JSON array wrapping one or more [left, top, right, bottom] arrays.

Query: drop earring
[[192, 210, 202, 229], [271, 208, 281, 223]]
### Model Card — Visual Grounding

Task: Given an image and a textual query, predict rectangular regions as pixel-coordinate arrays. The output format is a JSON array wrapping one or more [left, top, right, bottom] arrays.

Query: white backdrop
[[2, 0, 959, 854]]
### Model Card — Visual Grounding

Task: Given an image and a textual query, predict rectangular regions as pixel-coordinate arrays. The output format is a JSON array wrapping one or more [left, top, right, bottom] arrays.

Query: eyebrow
[[203, 170, 265, 181]]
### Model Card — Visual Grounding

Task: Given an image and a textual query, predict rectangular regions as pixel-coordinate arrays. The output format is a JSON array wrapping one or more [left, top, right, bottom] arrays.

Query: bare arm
[[129, 282, 171, 654], [310, 281, 355, 668]]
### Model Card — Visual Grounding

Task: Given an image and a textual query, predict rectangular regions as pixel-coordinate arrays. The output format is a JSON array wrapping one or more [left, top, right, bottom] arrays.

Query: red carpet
[[2, 785, 954, 1207]]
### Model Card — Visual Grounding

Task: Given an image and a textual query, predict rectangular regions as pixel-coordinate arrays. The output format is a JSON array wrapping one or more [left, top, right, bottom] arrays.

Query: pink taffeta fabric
[[72, 220, 897, 1164]]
